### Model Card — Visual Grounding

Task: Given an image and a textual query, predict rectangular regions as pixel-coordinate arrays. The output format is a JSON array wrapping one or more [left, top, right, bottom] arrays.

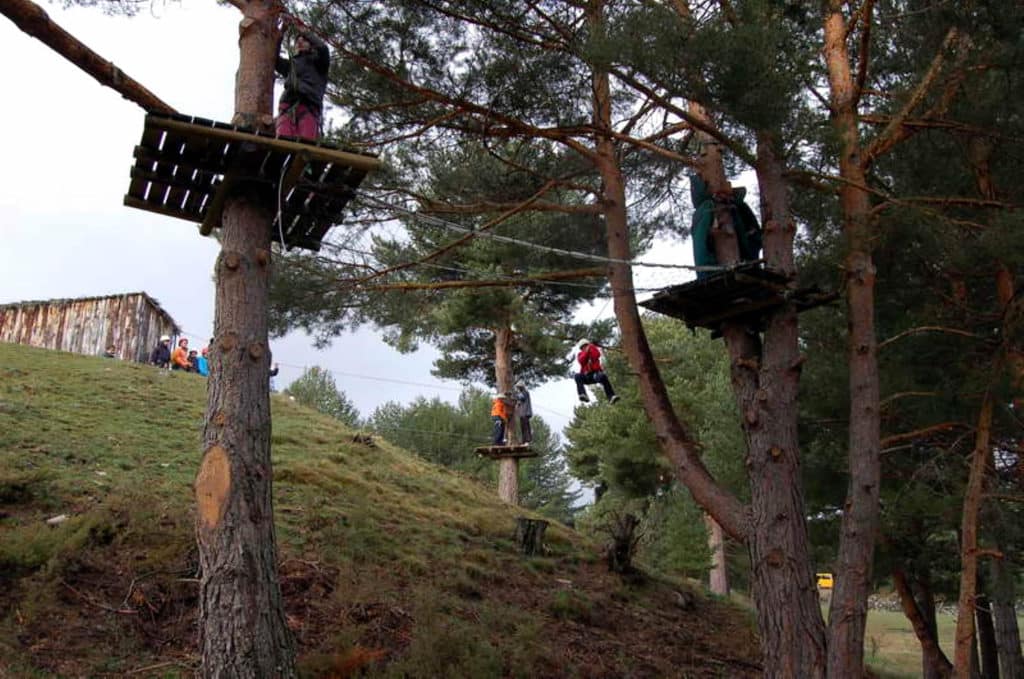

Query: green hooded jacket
[[689, 174, 763, 279]]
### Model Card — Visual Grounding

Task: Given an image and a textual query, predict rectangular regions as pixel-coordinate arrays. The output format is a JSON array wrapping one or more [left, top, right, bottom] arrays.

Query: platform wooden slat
[[640, 263, 836, 331], [474, 445, 538, 460], [123, 112, 380, 251]]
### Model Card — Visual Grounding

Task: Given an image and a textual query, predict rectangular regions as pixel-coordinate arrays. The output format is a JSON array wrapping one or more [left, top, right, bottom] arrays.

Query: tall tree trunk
[[990, 549, 1024, 679], [741, 130, 827, 678], [916, 567, 948, 679], [194, 2, 295, 677], [494, 325, 514, 395], [893, 567, 953, 678], [494, 325, 519, 503], [976, 585, 1000, 679], [822, 5, 883, 677], [705, 514, 729, 595], [670, 4, 824, 671], [953, 396, 994, 677], [586, 2, 749, 543]]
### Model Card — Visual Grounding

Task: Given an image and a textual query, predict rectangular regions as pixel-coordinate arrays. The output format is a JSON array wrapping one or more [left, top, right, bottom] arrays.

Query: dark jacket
[[689, 174, 763, 279], [149, 343, 171, 368], [276, 31, 330, 112]]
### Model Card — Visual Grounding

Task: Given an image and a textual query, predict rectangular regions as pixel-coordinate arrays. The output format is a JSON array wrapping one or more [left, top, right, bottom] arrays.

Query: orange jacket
[[490, 397, 510, 420], [171, 346, 190, 369]]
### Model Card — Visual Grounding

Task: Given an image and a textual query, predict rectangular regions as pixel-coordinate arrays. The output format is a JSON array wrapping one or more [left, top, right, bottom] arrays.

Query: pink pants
[[275, 101, 320, 140]]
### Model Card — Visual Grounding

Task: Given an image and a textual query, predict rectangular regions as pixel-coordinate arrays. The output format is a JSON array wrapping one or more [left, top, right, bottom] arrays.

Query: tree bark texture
[[989, 551, 1024, 679], [724, 130, 825, 679], [0, 0, 176, 114], [893, 567, 953, 678], [195, 3, 295, 677], [704, 514, 729, 595], [497, 459, 519, 505], [494, 325, 514, 396], [954, 396, 994, 678], [823, 5, 883, 677]]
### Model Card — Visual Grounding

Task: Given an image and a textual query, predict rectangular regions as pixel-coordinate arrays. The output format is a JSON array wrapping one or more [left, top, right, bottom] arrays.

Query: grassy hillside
[[0, 342, 760, 678]]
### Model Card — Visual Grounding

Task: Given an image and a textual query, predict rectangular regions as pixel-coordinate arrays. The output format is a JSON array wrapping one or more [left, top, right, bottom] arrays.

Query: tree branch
[[358, 267, 605, 292], [1, 0, 175, 114], [864, 26, 961, 165], [881, 422, 970, 449], [878, 325, 982, 351]]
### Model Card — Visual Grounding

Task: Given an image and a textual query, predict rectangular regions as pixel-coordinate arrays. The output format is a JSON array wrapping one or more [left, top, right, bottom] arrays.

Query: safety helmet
[[160, 335, 170, 342]]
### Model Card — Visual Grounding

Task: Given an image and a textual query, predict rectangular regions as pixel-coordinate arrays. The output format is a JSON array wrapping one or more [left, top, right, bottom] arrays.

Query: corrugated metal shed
[[0, 292, 181, 363]]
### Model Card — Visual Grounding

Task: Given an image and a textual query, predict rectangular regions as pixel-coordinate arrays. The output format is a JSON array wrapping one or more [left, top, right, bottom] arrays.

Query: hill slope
[[0, 342, 759, 677]]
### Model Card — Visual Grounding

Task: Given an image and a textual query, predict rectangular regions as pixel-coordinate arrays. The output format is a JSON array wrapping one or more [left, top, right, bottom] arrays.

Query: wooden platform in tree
[[474, 444, 537, 460], [122, 112, 381, 251], [639, 262, 837, 332]]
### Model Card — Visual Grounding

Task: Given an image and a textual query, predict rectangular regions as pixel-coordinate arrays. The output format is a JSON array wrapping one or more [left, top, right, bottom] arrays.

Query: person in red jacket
[[574, 340, 618, 404]]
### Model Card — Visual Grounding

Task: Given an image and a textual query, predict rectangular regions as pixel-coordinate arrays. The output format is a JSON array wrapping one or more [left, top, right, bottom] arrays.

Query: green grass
[[0, 343, 761, 678], [860, 608, 1024, 678]]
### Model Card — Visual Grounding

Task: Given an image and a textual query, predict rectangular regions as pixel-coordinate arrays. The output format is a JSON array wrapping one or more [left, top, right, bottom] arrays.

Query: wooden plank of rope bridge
[[148, 116, 381, 173]]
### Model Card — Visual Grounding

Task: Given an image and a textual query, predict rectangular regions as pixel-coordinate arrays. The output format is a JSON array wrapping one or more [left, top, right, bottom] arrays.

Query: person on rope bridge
[[574, 340, 619, 404], [689, 174, 763, 280], [490, 392, 512, 445], [275, 17, 330, 140]]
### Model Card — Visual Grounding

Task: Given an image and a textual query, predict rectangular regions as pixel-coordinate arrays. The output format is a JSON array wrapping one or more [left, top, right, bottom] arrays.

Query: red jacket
[[577, 344, 603, 374]]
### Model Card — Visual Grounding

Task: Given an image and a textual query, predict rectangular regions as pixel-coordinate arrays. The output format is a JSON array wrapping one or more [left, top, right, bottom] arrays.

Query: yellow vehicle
[[816, 572, 834, 589]]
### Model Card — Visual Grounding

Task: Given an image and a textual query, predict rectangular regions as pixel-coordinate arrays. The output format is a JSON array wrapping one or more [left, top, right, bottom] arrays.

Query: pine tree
[[285, 366, 361, 427]]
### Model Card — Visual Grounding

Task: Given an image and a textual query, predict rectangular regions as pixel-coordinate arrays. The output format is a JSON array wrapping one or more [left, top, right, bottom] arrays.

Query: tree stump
[[515, 516, 548, 556]]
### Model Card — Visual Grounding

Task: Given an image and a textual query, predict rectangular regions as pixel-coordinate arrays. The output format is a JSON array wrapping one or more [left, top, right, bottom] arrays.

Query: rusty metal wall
[[0, 293, 179, 363]]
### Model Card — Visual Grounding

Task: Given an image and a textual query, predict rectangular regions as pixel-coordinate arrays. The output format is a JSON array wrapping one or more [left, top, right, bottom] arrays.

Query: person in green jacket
[[690, 174, 763, 279]]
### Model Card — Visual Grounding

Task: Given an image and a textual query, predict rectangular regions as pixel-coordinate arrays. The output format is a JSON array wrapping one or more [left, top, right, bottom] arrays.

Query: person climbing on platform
[[491, 391, 512, 445], [689, 174, 763, 280], [170, 338, 191, 372], [574, 340, 618, 404], [514, 380, 533, 444], [149, 335, 171, 369], [275, 17, 330, 141]]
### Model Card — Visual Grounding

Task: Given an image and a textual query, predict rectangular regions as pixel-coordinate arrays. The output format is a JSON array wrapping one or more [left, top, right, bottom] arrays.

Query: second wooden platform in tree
[[640, 262, 836, 331]]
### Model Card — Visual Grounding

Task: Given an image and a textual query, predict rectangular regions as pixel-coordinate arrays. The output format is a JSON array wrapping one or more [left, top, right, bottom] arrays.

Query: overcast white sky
[[0, 0, 705, 441]]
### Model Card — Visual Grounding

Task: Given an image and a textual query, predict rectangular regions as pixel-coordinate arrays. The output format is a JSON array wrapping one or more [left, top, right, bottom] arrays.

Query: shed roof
[[0, 291, 181, 334]]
